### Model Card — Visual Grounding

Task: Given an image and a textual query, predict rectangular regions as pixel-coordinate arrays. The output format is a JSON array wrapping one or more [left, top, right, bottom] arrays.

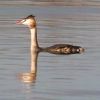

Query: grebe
[[16, 15, 84, 54]]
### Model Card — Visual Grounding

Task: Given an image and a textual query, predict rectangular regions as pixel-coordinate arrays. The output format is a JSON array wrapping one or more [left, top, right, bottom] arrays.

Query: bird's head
[[16, 15, 36, 28]]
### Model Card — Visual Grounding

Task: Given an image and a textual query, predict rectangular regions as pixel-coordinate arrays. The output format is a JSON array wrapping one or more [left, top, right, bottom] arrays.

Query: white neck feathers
[[30, 27, 38, 49]]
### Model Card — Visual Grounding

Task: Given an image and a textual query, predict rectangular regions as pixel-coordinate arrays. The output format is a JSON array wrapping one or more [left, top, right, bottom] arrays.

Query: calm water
[[0, 0, 100, 100]]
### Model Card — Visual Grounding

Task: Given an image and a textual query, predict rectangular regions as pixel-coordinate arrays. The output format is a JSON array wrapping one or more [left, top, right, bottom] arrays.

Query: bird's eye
[[22, 19, 26, 23]]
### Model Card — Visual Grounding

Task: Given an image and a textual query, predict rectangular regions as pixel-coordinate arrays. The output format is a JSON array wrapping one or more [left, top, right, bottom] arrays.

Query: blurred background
[[0, 0, 100, 100]]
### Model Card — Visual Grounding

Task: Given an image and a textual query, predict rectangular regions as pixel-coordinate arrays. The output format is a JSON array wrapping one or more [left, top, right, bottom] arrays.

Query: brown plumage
[[41, 44, 84, 54]]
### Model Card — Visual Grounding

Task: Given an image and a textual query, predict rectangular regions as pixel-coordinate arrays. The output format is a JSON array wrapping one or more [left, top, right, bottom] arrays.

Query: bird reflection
[[19, 51, 38, 83]]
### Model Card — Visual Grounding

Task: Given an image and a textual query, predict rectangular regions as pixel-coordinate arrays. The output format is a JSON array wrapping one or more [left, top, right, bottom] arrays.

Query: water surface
[[0, 0, 100, 100]]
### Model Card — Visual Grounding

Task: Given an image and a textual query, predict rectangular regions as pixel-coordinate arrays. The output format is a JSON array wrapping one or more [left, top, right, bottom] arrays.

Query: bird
[[16, 15, 84, 55]]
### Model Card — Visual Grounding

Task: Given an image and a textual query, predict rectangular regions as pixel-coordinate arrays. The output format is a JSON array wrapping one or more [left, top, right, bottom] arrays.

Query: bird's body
[[40, 44, 84, 54]]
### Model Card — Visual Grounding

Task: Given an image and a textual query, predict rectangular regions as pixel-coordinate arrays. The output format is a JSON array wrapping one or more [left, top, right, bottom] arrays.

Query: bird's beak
[[16, 19, 23, 24], [16, 18, 26, 25]]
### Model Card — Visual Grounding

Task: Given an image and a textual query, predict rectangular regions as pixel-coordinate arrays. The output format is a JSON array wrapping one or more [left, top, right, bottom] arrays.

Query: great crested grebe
[[16, 15, 84, 55]]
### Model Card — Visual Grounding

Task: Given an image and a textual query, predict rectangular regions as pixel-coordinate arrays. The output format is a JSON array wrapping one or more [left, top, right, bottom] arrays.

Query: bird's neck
[[30, 27, 39, 50]]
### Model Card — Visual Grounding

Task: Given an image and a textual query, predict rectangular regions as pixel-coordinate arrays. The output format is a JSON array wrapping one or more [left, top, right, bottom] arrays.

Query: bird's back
[[41, 44, 84, 55]]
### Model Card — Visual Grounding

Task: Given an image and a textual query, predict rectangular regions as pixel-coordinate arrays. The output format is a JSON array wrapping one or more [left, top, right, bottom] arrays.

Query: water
[[0, 0, 100, 100]]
